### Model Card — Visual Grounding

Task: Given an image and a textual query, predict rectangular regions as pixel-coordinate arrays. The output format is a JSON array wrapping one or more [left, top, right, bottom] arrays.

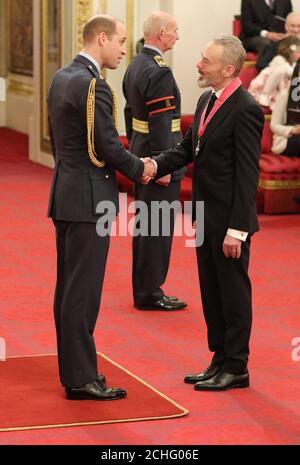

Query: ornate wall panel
[[9, 0, 33, 76], [40, 0, 62, 152]]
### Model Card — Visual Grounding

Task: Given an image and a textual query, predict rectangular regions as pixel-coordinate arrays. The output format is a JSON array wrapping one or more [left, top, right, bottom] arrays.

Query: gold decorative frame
[[75, 0, 95, 52], [40, 0, 62, 153], [8, 0, 33, 76], [8, 80, 34, 97], [126, 0, 134, 65]]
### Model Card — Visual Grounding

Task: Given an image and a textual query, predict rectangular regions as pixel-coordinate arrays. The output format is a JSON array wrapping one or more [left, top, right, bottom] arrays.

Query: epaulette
[[86, 64, 99, 79], [153, 55, 169, 68]]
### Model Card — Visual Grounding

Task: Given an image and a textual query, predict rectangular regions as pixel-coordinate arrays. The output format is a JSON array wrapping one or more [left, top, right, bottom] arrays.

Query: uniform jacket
[[123, 46, 185, 180], [47, 55, 144, 223], [240, 0, 292, 42], [154, 85, 264, 235]]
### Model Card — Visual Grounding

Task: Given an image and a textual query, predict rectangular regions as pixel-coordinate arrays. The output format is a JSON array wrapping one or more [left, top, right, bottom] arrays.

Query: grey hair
[[212, 34, 246, 76], [143, 11, 169, 39]]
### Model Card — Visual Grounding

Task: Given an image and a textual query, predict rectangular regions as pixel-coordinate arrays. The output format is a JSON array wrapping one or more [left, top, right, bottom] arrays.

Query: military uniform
[[123, 46, 185, 308], [48, 54, 144, 388]]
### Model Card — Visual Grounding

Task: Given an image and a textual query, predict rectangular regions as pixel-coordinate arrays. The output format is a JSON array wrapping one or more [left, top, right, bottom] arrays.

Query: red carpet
[[0, 128, 300, 445], [0, 354, 187, 432]]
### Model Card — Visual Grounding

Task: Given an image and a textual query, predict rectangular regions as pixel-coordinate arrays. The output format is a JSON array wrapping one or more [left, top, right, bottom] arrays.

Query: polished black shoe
[[194, 370, 249, 391], [165, 295, 182, 302], [98, 373, 106, 383], [66, 380, 127, 400], [184, 364, 222, 384], [97, 374, 126, 395], [135, 296, 187, 311]]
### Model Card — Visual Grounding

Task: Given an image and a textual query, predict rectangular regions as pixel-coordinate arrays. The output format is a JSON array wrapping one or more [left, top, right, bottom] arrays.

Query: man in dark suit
[[123, 11, 187, 311], [47, 15, 156, 400], [151, 34, 264, 391], [240, 0, 293, 70]]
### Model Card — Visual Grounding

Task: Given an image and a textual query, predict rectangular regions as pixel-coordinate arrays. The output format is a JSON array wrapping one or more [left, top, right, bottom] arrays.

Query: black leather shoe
[[66, 380, 127, 400], [97, 374, 126, 395], [98, 373, 106, 383], [194, 370, 249, 391], [165, 295, 182, 302], [135, 296, 187, 311], [184, 364, 222, 384]]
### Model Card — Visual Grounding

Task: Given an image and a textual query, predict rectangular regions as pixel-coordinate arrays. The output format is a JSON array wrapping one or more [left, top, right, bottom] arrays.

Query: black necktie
[[268, 0, 275, 10], [204, 92, 217, 122]]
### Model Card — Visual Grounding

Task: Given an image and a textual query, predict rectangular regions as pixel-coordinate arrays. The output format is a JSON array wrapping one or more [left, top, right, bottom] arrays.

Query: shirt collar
[[143, 44, 163, 56], [214, 87, 226, 99], [79, 51, 101, 75]]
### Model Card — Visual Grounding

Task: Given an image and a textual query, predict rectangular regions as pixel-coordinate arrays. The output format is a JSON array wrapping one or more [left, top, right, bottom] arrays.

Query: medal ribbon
[[198, 77, 242, 138]]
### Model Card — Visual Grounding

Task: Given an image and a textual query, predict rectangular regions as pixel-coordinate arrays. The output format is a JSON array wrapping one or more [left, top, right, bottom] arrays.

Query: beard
[[197, 74, 211, 89]]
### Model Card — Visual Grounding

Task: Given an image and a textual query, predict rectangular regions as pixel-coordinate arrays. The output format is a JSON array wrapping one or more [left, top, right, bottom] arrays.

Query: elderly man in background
[[123, 11, 187, 311]]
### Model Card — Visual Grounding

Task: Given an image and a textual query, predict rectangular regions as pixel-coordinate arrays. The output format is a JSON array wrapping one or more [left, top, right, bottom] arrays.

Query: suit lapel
[[197, 88, 241, 150], [193, 92, 210, 146]]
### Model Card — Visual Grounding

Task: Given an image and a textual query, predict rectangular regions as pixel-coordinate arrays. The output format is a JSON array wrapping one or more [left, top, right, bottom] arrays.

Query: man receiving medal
[[151, 34, 264, 391]]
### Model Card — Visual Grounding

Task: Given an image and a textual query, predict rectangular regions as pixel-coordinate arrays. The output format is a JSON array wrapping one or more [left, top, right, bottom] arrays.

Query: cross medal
[[195, 138, 201, 156]]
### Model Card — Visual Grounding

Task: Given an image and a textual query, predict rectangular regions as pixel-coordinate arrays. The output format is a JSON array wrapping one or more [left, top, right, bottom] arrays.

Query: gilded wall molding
[[8, 80, 34, 97], [40, 0, 62, 153], [100, 0, 107, 13], [126, 0, 134, 65], [76, 0, 94, 52]]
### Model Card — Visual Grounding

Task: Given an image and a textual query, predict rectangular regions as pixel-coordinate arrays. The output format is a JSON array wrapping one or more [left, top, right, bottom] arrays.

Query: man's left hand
[[155, 174, 171, 187], [223, 235, 242, 259]]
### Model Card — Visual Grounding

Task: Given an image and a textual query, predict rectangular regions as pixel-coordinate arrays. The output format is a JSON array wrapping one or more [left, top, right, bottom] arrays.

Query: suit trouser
[[196, 235, 252, 374], [53, 220, 110, 388], [133, 180, 180, 305], [243, 36, 277, 71]]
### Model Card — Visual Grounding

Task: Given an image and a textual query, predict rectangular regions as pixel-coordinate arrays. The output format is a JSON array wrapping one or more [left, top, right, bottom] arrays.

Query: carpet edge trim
[[98, 352, 189, 416], [1, 353, 189, 432], [0, 410, 188, 433]]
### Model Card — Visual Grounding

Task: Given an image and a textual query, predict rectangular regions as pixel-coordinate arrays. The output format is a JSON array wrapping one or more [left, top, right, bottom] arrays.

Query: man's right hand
[[266, 32, 285, 41], [140, 157, 157, 184]]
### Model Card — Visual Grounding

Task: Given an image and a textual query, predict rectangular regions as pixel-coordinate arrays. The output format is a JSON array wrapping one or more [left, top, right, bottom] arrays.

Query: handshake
[[140, 157, 171, 187]]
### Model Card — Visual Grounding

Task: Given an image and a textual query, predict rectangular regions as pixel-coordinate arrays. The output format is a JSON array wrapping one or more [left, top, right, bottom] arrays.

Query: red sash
[[198, 77, 242, 138]]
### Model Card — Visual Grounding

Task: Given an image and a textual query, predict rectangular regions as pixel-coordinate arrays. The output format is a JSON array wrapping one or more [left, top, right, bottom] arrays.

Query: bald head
[[285, 12, 300, 37], [143, 11, 179, 52]]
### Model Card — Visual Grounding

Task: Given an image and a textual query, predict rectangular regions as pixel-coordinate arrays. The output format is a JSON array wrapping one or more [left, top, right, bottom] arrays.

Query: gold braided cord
[[86, 76, 119, 168], [106, 80, 119, 131], [87, 78, 106, 168]]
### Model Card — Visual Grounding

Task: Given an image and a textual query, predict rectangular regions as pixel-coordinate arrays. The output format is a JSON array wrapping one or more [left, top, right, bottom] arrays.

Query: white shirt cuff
[[260, 30, 268, 38], [227, 228, 248, 242]]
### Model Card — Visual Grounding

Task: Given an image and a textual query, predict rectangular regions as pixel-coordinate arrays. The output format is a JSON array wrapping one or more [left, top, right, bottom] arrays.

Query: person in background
[[135, 37, 145, 54], [123, 11, 187, 311], [271, 59, 300, 156], [240, 0, 293, 71], [248, 35, 300, 109], [285, 12, 300, 37]]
